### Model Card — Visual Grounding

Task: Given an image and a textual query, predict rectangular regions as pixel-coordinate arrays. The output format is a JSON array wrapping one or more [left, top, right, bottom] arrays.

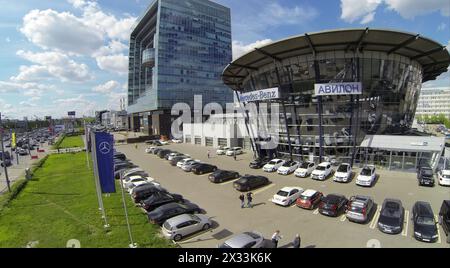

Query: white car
[[167, 152, 186, 161], [271, 186, 304, 206], [356, 165, 377, 187], [263, 159, 285, 172], [162, 214, 212, 241], [177, 158, 193, 168], [294, 162, 316, 177], [159, 140, 169, 145], [438, 169, 450, 186], [333, 163, 352, 183], [122, 175, 154, 189], [145, 147, 155, 154], [171, 139, 182, 143], [216, 146, 229, 155], [218, 231, 264, 248], [128, 178, 160, 194], [277, 161, 300, 175], [226, 147, 243, 156], [311, 162, 333, 180]]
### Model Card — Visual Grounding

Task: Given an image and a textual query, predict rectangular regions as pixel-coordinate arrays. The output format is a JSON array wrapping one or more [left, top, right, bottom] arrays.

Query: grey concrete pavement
[[116, 142, 450, 248]]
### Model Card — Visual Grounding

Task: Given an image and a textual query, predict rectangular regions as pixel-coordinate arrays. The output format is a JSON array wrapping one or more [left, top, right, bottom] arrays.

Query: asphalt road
[[116, 141, 450, 248]]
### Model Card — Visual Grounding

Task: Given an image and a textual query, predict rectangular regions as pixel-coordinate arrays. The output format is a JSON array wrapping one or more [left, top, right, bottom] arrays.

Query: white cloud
[[93, 80, 121, 93], [340, 0, 449, 24], [13, 50, 93, 82], [19, 101, 37, 107], [92, 40, 128, 57], [96, 54, 128, 75], [261, 3, 319, 25], [232, 39, 273, 60], [6, 37, 11, 43], [0, 81, 48, 94]]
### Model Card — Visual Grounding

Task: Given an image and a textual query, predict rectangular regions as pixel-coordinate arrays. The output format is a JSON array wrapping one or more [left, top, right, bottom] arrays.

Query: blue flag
[[95, 132, 116, 193]]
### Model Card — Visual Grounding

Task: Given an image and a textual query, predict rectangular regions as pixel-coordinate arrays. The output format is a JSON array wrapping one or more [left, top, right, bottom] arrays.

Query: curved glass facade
[[239, 51, 423, 163]]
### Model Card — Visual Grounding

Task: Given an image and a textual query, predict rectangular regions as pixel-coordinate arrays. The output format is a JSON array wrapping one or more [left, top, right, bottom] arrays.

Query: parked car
[[216, 146, 230, 155], [319, 194, 348, 217], [271, 187, 304, 206], [171, 139, 183, 143], [356, 165, 377, 187], [377, 198, 405, 234], [170, 155, 190, 166], [277, 161, 300, 175], [141, 191, 184, 212], [153, 148, 163, 155], [145, 147, 156, 154], [131, 183, 167, 203], [177, 158, 193, 168], [218, 231, 264, 248], [192, 163, 218, 175], [345, 195, 375, 223], [162, 214, 211, 241], [438, 170, 450, 186], [128, 179, 160, 194], [263, 159, 286, 172], [233, 175, 270, 192], [296, 189, 323, 210], [226, 147, 243, 156], [438, 200, 450, 243], [208, 170, 240, 183], [311, 162, 333, 180], [114, 152, 126, 161], [412, 201, 438, 243], [417, 167, 435, 187], [181, 160, 202, 172], [294, 162, 315, 178], [18, 148, 28, 156], [167, 152, 185, 161], [117, 167, 147, 180], [147, 202, 203, 225], [249, 158, 269, 169], [122, 175, 152, 189], [114, 162, 137, 172], [333, 163, 352, 183], [158, 149, 172, 159]]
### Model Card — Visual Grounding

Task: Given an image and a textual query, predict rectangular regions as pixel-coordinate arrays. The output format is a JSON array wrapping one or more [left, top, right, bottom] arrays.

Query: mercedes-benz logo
[[99, 142, 111, 155]]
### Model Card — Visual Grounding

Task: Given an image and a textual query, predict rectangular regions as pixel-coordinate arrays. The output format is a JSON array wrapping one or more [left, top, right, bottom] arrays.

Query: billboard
[[68, 111, 76, 116], [94, 132, 115, 193], [238, 87, 279, 102], [315, 82, 362, 96]]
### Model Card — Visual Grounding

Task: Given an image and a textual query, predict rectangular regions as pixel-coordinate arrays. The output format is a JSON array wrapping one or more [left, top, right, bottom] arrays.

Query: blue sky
[[0, 0, 448, 119]]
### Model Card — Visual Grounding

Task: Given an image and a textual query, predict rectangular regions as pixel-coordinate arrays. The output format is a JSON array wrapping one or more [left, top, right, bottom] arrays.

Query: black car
[[1, 159, 12, 167], [318, 194, 348, 217], [158, 149, 172, 159], [141, 192, 184, 212], [208, 170, 240, 183], [114, 162, 137, 172], [147, 202, 203, 225], [153, 148, 163, 155], [131, 184, 167, 203], [377, 198, 404, 234], [438, 200, 450, 243], [233, 175, 270, 192], [417, 167, 434, 186], [412, 201, 438, 242], [192, 163, 218, 175], [170, 156, 189, 166], [114, 152, 126, 161], [249, 158, 269, 169]]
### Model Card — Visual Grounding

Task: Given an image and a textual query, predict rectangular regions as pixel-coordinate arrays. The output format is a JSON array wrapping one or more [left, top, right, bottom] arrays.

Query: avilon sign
[[315, 82, 362, 96]]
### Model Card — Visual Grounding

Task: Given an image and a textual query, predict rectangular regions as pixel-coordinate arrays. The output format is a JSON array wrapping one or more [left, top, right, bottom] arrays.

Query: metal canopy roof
[[359, 135, 445, 153], [222, 28, 450, 90]]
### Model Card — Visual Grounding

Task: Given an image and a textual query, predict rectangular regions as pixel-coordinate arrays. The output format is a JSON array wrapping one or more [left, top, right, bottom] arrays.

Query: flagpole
[[119, 171, 137, 248], [91, 131, 109, 229], [84, 120, 90, 170]]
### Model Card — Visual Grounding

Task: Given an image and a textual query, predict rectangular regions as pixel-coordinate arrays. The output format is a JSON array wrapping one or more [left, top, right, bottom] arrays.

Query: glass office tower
[[128, 0, 232, 135]]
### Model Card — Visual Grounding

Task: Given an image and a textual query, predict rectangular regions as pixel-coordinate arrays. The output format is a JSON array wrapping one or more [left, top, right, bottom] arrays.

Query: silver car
[[218, 231, 264, 248], [161, 214, 212, 241], [181, 160, 201, 172], [345, 195, 375, 223]]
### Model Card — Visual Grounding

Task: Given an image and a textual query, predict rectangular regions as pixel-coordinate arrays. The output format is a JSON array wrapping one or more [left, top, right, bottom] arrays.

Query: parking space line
[[252, 183, 276, 195], [435, 215, 441, 244], [402, 210, 409, 237], [290, 203, 297, 208], [340, 215, 346, 222], [370, 208, 381, 229], [313, 208, 319, 215], [218, 179, 239, 186]]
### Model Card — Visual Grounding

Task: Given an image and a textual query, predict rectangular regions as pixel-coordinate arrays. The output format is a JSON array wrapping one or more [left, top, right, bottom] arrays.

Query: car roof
[[224, 232, 261, 247], [414, 201, 434, 216], [302, 189, 317, 197], [166, 214, 195, 225], [279, 186, 302, 192], [350, 195, 372, 205], [319, 162, 331, 166]]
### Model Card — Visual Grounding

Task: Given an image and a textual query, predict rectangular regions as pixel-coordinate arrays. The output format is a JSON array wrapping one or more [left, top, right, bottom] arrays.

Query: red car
[[296, 189, 323, 210]]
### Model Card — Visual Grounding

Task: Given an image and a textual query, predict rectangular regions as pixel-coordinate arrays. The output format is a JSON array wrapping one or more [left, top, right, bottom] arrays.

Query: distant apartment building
[[127, 0, 233, 136], [416, 87, 450, 118]]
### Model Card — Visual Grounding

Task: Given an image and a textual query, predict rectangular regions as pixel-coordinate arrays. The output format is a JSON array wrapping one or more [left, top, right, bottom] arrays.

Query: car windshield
[[239, 178, 248, 183], [379, 214, 401, 226], [300, 163, 310, 168], [421, 169, 433, 176], [348, 203, 365, 213], [360, 168, 372, 176], [300, 194, 311, 200], [316, 166, 326, 171], [416, 216, 435, 225], [132, 178, 145, 183], [218, 243, 232, 248], [276, 190, 289, 197], [385, 202, 400, 211], [282, 162, 295, 167], [268, 160, 277, 165], [337, 165, 349, 172]]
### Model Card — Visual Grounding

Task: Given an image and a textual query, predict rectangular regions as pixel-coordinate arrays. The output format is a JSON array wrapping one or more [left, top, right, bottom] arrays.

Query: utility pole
[[0, 112, 11, 193]]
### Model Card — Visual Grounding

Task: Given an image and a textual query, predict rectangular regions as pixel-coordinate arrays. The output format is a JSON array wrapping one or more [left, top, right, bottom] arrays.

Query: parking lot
[[116, 141, 449, 248]]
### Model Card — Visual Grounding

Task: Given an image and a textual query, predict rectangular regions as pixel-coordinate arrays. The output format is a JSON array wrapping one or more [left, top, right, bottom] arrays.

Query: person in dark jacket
[[239, 194, 245, 208], [246, 192, 253, 208], [292, 234, 301, 248]]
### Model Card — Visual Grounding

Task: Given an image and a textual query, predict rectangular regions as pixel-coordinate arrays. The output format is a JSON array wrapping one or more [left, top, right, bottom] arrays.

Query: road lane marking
[[340, 215, 347, 222], [313, 208, 319, 215], [252, 183, 276, 195], [402, 210, 409, 237], [435, 215, 441, 244], [370, 208, 381, 229], [218, 179, 239, 186]]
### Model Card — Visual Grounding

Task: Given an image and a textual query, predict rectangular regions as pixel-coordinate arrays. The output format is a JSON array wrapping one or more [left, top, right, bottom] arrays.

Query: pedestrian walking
[[292, 234, 301, 248], [271, 230, 282, 248], [246, 192, 253, 208], [207, 150, 210, 159], [135, 144, 138, 150], [239, 194, 245, 209], [233, 151, 237, 161]]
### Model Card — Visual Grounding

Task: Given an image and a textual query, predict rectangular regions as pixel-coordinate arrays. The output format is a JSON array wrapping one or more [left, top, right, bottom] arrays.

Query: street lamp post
[[0, 112, 11, 193]]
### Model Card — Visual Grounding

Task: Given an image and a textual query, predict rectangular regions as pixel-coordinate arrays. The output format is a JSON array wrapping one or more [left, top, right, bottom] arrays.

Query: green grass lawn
[[0, 153, 174, 248], [57, 135, 84, 149]]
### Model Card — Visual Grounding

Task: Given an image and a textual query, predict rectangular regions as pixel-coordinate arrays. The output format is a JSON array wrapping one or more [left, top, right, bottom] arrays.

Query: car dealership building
[[222, 28, 449, 171]]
